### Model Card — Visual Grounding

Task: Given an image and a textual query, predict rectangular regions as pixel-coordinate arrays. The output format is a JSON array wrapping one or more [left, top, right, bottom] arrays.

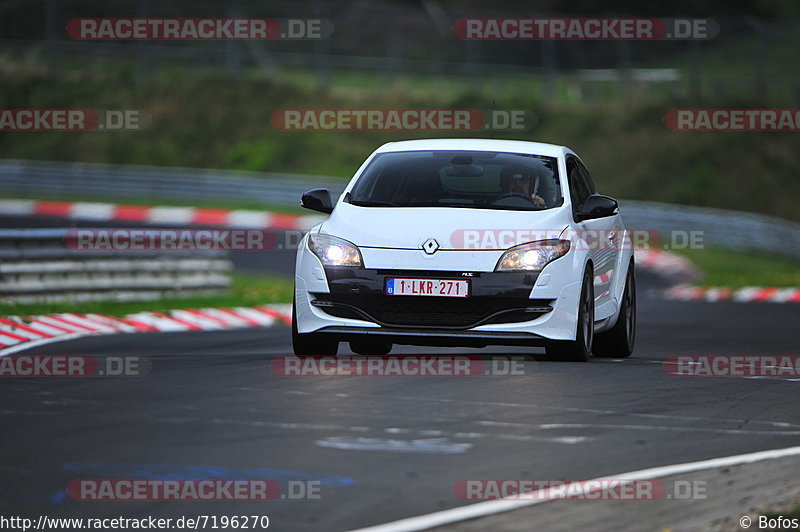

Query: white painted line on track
[[317, 436, 473, 454], [204, 417, 587, 445], [0, 333, 88, 357], [348, 444, 800, 532]]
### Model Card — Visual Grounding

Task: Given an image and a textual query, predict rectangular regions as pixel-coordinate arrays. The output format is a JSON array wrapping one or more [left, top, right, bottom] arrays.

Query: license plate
[[385, 278, 469, 298]]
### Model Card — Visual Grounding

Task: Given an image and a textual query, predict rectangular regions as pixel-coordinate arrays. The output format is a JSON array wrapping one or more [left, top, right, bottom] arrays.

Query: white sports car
[[293, 139, 635, 361]]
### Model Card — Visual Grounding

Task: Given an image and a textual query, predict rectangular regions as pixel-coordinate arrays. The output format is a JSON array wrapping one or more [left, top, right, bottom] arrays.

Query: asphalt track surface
[[1, 215, 799, 531]]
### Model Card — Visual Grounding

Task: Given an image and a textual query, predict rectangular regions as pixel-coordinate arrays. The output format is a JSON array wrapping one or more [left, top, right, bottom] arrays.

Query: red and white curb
[[0, 304, 292, 354], [635, 249, 799, 303], [634, 248, 702, 282], [664, 285, 800, 303], [0, 199, 324, 230]]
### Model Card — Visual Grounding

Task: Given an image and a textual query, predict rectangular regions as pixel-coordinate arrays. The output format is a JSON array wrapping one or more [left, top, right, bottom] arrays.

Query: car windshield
[[347, 150, 562, 211]]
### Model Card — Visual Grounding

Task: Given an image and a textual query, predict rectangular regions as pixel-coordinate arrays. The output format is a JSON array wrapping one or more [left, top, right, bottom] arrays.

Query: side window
[[567, 159, 591, 215], [576, 160, 598, 195]]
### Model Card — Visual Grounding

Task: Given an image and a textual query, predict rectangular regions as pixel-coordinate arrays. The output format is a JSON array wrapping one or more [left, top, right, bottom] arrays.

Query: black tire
[[593, 264, 636, 359], [349, 338, 393, 356], [292, 297, 338, 357], [546, 266, 594, 362]]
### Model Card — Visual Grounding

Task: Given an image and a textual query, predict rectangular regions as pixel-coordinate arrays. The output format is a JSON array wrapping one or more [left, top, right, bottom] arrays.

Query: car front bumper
[[295, 257, 583, 344]]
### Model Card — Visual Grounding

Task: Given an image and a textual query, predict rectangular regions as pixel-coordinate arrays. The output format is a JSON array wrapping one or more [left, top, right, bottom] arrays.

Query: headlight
[[308, 233, 363, 267], [495, 239, 570, 272]]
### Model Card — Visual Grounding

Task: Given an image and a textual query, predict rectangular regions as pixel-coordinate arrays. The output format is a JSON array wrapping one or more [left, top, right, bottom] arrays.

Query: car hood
[[319, 203, 571, 250]]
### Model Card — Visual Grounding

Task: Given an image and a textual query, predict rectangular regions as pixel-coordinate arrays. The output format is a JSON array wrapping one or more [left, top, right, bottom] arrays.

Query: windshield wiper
[[482, 205, 546, 211], [348, 199, 401, 207]]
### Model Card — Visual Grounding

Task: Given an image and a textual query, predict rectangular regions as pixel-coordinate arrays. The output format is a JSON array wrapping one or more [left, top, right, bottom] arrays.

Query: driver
[[499, 168, 546, 207]]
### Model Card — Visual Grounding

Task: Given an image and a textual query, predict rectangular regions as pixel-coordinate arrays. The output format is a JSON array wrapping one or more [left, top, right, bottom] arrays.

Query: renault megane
[[292, 139, 635, 361]]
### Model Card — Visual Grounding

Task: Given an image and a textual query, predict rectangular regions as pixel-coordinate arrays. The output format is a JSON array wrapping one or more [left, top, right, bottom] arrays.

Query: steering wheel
[[493, 192, 534, 203]]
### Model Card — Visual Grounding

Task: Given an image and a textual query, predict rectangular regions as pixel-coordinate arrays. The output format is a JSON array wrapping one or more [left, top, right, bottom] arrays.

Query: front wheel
[[593, 264, 636, 358], [292, 297, 338, 357], [546, 266, 594, 362]]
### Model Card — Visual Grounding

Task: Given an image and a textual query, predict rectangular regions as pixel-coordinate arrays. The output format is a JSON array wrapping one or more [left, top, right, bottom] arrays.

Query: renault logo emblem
[[422, 238, 439, 255]]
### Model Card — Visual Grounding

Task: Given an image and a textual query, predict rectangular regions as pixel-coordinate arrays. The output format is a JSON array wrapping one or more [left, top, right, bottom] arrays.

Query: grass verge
[[671, 247, 800, 288]]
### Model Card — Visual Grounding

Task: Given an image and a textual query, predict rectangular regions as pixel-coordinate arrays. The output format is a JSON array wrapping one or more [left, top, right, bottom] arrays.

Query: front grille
[[313, 293, 551, 329]]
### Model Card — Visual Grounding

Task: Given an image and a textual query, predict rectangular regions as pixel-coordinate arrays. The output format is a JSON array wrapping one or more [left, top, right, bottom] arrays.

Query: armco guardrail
[[619, 200, 800, 262], [0, 229, 232, 304], [1, 159, 799, 262], [0, 159, 346, 206]]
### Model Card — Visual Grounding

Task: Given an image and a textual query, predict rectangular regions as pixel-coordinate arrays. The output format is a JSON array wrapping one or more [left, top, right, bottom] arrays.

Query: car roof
[[374, 138, 569, 158]]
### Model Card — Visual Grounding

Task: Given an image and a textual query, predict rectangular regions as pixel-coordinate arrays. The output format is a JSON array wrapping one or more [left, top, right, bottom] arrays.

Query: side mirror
[[577, 195, 618, 221], [301, 188, 333, 214]]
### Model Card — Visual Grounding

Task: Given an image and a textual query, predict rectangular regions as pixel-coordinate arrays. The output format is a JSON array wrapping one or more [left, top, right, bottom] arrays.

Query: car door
[[567, 157, 619, 313]]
